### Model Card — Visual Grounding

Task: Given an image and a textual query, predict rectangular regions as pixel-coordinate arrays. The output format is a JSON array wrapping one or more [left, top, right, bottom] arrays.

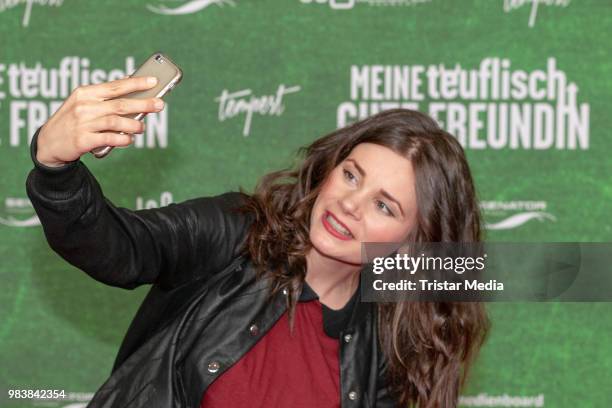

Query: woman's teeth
[[326, 214, 352, 237]]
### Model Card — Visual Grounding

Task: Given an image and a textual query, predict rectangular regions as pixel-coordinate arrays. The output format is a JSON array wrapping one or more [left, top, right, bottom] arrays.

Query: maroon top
[[200, 282, 358, 407]]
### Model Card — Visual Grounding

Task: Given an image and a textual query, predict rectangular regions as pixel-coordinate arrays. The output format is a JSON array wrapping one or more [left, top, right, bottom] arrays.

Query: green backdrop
[[1, 0, 611, 407]]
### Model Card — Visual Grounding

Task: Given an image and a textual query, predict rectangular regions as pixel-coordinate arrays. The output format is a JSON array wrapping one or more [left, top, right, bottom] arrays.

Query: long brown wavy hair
[[236, 108, 490, 407]]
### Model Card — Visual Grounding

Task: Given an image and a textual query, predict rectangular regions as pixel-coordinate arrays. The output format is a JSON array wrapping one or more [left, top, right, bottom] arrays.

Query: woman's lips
[[322, 211, 353, 241]]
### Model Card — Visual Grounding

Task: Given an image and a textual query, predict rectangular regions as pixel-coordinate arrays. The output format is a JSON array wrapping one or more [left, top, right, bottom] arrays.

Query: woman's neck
[[304, 248, 360, 310]]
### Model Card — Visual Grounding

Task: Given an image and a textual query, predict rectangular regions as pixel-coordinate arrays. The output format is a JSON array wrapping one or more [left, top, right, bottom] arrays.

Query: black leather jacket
[[25, 128, 398, 407]]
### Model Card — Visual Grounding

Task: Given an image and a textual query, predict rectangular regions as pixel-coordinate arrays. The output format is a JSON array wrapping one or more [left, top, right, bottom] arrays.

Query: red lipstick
[[321, 211, 353, 241]]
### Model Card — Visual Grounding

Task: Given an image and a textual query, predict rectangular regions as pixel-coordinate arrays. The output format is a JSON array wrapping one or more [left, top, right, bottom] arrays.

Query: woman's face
[[309, 142, 418, 265]]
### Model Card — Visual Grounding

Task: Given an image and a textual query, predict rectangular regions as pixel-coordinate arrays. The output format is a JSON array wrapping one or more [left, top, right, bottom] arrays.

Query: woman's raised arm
[[25, 77, 252, 290]]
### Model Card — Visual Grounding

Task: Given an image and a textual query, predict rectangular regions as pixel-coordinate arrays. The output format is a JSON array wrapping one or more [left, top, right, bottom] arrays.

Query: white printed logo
[[480, 201, 556, 230], [299, 0, 431, 10], [136, 192, 174, 209], [503, 0, 571, 28], [0, 56, 169, 150], [215, 84, 301, 137], [0, 197, 38, 227], [0, 192, 176, 228], [340, 58, 590, 151], [0, 0, 64, 28], [460, 393, 544, 407], [147, 0, 235, 15]]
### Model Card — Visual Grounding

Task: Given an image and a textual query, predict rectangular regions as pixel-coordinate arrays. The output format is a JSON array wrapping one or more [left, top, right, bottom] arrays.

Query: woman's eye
[[343, 169, 356, 183], [376, 200, 394, 217]]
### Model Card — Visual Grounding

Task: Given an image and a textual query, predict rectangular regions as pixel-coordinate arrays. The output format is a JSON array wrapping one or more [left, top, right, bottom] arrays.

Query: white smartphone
[[90, 52, 183, 158]]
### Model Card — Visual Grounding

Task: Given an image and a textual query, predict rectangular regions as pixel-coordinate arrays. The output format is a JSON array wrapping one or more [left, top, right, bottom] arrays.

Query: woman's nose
[[339, 191, 362, 219]]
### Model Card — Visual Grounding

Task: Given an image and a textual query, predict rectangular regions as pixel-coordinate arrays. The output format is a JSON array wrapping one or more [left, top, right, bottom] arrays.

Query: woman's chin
[[310, 239, 360, 266]]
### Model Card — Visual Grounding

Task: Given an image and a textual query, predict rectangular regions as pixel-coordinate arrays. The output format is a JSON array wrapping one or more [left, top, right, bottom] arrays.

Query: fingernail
[[147, 77, 158, 85], [155, 99, 164, 109]]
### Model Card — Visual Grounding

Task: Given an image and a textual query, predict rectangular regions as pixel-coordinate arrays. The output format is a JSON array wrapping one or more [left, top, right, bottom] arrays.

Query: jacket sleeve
[[25, 127, 252, 291]]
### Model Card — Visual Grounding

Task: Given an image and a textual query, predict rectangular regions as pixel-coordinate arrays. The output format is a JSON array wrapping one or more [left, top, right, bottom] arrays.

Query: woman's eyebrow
[[345, 158, 405, 217], [346, 158, 366, 177]]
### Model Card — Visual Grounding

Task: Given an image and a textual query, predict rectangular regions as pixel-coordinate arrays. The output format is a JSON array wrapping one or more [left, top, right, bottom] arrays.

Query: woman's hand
[[36, 76, 165, 167]]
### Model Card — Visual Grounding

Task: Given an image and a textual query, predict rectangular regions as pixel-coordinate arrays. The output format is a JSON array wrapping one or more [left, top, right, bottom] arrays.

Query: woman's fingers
[[85, 76, 158, 100], [75, 97, 164, 121], [35, 76, 161, 165], [85, 115, 146, 134], [102, 97, 164, 117], [83, 132, 135, 152]]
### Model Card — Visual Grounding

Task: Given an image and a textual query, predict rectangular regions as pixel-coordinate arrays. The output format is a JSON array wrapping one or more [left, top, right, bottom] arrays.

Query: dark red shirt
[[200, 282, 358, 407]]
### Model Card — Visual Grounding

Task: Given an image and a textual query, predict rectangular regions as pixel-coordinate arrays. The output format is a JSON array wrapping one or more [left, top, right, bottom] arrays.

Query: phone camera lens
[[155, 55, 164, 63]]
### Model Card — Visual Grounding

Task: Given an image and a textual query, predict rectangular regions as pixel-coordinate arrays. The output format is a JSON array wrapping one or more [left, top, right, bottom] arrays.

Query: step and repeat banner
[[1, 1, 611, 407]]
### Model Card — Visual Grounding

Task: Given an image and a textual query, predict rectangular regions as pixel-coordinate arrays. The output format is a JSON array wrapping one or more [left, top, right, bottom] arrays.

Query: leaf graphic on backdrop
[[147, 0, 236, 15], [485, 212, 556, 230], [0, 215, 40, 227]]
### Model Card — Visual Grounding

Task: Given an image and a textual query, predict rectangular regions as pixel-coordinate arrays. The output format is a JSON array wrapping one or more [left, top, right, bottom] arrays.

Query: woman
[[27, 76, 490, 407]]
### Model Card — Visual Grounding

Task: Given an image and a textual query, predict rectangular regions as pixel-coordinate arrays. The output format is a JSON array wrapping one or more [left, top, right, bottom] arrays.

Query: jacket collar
[[345, 275, 373, 333], [299, 280, 319, 301], [292, 261, 373, 334]]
